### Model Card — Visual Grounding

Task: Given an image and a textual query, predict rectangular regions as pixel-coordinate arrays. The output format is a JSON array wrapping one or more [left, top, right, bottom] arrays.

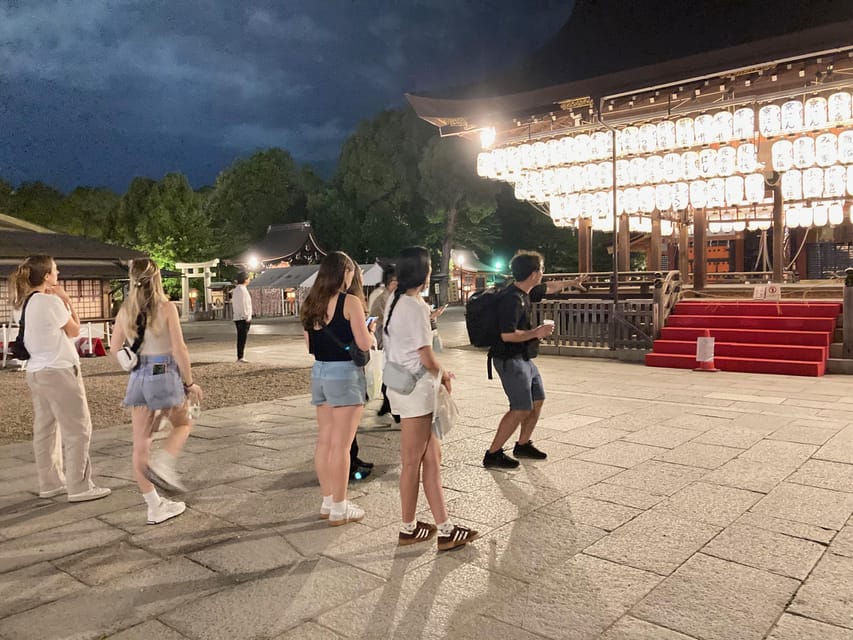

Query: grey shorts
[[493, 356, 545, 411], [123, 355, 186, 411], [311, 360, 366, 407]]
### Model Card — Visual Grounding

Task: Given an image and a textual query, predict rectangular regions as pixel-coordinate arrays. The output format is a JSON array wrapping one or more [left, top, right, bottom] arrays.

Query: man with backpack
[[482, 251, 586, 469]]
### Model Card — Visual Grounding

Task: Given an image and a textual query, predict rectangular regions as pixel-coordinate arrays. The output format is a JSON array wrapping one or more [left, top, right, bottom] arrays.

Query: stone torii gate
[[174, 259, 219, 319]]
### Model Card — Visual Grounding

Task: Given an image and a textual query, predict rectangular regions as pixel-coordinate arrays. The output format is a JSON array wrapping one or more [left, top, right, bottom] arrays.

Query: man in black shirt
[[483, 251, 586, 469]]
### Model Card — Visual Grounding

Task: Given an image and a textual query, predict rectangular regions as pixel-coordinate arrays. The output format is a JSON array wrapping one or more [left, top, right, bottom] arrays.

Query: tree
[[8, 182, 64, 229], [418, 136, 498, 304], [112, 177, 157, 245], [205, 148, 311, 258], [0, 178, 12, 214], [56, 187, 120, 239]]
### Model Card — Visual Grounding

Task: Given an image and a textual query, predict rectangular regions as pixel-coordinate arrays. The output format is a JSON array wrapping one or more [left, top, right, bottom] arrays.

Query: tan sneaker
[[398, 521, 437, 546], [328, 501, 365, 526]]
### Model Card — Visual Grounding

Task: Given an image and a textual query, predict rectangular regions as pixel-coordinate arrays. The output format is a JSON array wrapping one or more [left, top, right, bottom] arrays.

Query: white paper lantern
[[542, 168, 558, 195], [646, 155, 664, 184], [574, 134, 591, 162], [785, 206, 800, 228], [782, 170, 803, 200], [629, 157, 647, 185], [566, 193, 582, 218], [599, 162, 613, 189], [672, 182, 690, 209], [732, 219, 747, 232], [828, 202, 844, 225], [615, 159, 630, 187], [799, 206, 814, 228], [560, 137, 576, 164], [713, 111, 734, 143], [689, 180, 708, 208], [793, 136, 816, 169], [591, 131, 612, 159], [824, 166, 846, 197], [532, 141, 549, 168], [804, 97, 828, 130], [662, 153, 683, 182], [699, 148, 717, 177], [802, 167, 824, 199], [568, 166, 584, 192], [621, 127, 639, 155], [815, 133, 838, 167], [546, 139, 563, 167], [745, 173, 765, 203], [694, 114, 714, 145], [495, 148, 511, 175], [639, 124, 657, 153], [759, 104, 782, 137], [706, 178, 725, 208], [657, 120, 676, 150], [717, 146, 736, 176], [676, 117, 695, 147], [623, 187, 640, 214], [655, 183, 673, 210], [813, 204, 829, 226], [828, 92, 852, 123], [580, 192, 595, 215], [782, 100, 804, 132], [725, 176, 745, 206], [477, 152, 494, 178], [737, 143, 757, 173], [682, 151, 700, 180], [733, 108, 755, 140], [639, 186, 656, 213], [772, 139, 794, 172], [839, 130, 853, 164], [582, 163, 601, 191], [519, 144, 534, 170]]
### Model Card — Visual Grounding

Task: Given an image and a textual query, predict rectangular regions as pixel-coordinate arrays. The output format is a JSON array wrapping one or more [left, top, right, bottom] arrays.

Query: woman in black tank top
[[300, 252, 376, 526]]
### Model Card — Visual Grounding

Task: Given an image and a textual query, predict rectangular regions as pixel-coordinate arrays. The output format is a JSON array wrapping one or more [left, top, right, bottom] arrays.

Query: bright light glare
[[248, 255, 260, 270], [480, 127, 497, 149]]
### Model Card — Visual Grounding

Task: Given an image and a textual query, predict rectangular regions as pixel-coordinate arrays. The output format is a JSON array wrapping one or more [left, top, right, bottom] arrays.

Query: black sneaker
[[354, 457, 374, 470], [513, 440, 548, 460], [483, 449, 520, 469], [349, 465, 372, 481]]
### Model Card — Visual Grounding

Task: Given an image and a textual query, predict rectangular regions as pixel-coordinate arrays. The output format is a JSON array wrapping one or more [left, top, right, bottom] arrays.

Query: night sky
[[0, 1, 575, 193]]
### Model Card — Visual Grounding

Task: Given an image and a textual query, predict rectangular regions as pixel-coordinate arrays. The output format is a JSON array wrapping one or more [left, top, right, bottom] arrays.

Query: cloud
[[247, 9, 333, 43], [221, 118, 348, 159]]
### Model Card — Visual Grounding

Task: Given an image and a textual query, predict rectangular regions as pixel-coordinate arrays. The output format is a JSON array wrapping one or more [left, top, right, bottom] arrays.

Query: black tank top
[[309, 293, 356, 362]]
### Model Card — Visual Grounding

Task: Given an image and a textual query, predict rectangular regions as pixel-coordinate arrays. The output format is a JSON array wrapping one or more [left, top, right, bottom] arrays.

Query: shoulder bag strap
[[129, 312, 147, 354], [17, 291, 38, 341]]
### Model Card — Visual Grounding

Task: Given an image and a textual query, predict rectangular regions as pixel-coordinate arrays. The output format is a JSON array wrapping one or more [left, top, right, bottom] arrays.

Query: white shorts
[[387, 372, 436, 419]]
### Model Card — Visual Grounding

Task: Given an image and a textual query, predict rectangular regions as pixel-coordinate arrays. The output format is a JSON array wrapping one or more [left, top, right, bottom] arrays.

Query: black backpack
[[10, 292, 37, 361], [465, 287, 505, 348]]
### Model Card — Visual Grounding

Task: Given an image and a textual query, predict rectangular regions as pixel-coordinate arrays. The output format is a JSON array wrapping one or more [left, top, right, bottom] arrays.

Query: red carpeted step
[[674, 301, 842, 318], [660, 327, 832, 348], [667, 314, 837, 332], [652, 340, 826, 362], [645, 352, 825, 376]]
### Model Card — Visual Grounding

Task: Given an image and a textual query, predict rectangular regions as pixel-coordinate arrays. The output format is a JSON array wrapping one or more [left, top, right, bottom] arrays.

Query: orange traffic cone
[[694, 328, 719, 372]]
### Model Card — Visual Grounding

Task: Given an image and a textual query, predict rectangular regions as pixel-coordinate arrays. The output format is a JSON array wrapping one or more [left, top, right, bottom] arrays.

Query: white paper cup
[[542, 319, 555, 326]]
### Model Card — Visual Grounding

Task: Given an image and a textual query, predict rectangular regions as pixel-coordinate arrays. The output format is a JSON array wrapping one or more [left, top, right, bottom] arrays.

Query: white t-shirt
[[23, 293, 80, 371], [231, 284, 253, 321], [383, 294, 431, 373]]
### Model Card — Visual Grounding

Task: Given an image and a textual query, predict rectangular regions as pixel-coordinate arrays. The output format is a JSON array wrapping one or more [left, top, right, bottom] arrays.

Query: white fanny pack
[[383, 361, 426, 395]]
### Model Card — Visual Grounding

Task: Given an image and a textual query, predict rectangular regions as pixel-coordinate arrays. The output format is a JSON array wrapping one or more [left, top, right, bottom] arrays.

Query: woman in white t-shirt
[[383, 246, 478, 551], [10, 255, 111, 503]]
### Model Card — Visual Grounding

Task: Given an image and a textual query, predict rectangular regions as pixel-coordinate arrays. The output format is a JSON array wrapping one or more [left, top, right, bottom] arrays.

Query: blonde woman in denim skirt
[[111, 259, 202, 524], [301, 251, 375, 526]]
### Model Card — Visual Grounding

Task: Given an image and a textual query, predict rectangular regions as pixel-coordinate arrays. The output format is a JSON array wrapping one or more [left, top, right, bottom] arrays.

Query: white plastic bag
[[365, 348, 383, 401], [431, 372, 458, 440]]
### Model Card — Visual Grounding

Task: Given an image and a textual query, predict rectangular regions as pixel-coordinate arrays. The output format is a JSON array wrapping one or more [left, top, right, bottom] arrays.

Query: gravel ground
[[0, 334, 311, 444]]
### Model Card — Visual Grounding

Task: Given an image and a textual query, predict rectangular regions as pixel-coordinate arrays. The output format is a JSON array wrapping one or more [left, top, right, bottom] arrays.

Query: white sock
[[322, 495, 334, 509], [330, 500, 347, 516], [143, 489, 160, 509], [437, 520, 454, 535], [401, 520, 416, 534]]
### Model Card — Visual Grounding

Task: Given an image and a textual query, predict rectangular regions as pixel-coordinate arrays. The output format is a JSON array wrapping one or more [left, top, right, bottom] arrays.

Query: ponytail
[[383, 290, 403, 336], [9, 255, 53, 309]]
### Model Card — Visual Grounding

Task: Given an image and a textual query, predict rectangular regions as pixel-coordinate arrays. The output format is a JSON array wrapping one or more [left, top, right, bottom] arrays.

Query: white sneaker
[[39, 485, 66, 498], [147, 498, 186, 524], [328, 501, 365, 526], [147, 452, 186, 492], [67, 486, 111, 503]]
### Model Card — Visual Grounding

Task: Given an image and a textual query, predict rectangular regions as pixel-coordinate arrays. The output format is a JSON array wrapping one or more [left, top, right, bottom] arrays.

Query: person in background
[[346, 264, 374, 481], [9, 255, 111, 503], [383, 246, 478, 551], [369, 264, 397, 420], [231, 271, 253, 362], [112, 258, 202, 524], [301, 251, 375, 525]]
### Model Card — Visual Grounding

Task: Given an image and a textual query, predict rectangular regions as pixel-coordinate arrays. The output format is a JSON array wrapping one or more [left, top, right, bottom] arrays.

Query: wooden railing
[[532, 299, 656, 351]]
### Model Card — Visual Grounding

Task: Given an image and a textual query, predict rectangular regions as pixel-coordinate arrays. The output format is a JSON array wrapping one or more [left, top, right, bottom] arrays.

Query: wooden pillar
[[734, 232, 745, 273], [649, 210, 662, 271], [578, 217, 592, 273], [693, 207, 707, 290], [678, 221, 689, 280], [771, 173, 784, 283], [618, 213, 631, 272]]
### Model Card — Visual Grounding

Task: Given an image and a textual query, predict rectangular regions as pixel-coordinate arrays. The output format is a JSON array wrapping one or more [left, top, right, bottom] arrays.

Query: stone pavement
[[1, 313, 852, 639]]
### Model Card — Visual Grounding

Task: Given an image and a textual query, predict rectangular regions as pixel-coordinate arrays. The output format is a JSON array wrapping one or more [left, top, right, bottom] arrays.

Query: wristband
[[183, 381, 194, 389]]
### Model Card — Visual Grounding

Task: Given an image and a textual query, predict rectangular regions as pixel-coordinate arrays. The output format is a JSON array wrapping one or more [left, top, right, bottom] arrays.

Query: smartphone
[[366, 316, 377, 325], [152, 363, 166, 375]]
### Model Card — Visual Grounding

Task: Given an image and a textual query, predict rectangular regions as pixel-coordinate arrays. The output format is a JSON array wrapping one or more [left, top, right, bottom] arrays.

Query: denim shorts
[[123, 355, 186, 411], [493, 356, 545, 411], [311, 360, 366, 407]]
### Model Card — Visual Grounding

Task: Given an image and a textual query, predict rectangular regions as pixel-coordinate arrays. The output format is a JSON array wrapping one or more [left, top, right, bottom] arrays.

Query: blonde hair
[[9, 255, 53, 309], [120, 258, 169, 339]]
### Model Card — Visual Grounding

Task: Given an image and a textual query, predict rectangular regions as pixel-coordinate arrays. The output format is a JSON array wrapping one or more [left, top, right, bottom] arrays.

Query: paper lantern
[[713, 111, 734, 143], [495, 148, 510, 175], [532, 141, 549, 168], [828, 92, 852, 123], [672, 182, 690, 209], [717, 146, 736, 176], [560, 136, 576, 164], [638, 124, 658, 153], [725, 176, 745, 206], [599, 162, 613, 189], [542, 168, 558, 195], [793, 136, 816, 169], [574, 134, 591, 162], [655, 183, 673, 210], [745, 173, 766, 203], [682, 151, 700, 180], [476, 152, 494, 178], [732, 220, 746, 232], [804, 97, 828, 130], [615, 159, 630, 187], [772, 139, 794, 172], [706, 178, 725, 208], [623, 187, 640, 214], [699, 148, 717, 177], [646, 155, 664, 183], [828, 202, 844, 225], [566, 193, 582, 218], [519, 144, 534, 170], [546, 139, 563, 167], [580, 192, 595, 215], [689, 180, 708, 208], [733, 108, 755, 139], [815, 133, 838, 167], [675, 117, 695, 147], [759, 104, 782, 137], [813, 204, 829, 227], [568, 166, 584, 193], [662, 153, 683, 182], [638, 186, 656, 213], [785, 206, 800, 228], [621, 127, 639, 155], [582, 163, 601, 191], [798, 206, 814, 228], [629, 157, 647, 185], [782, 100, 804, 132], [824, 166, 846, 197], [737, 143, 757, 173], [802, 167, 824, 199], [839, 131, 853, 164], [694, 114, 714, 145], [782, 170, 803, 200], [591, 131, 612, 159], [657, 120, 676, 150]]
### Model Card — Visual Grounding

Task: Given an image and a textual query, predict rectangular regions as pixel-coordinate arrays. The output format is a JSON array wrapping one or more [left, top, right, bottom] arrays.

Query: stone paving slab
[[1, 329, 852, 639]]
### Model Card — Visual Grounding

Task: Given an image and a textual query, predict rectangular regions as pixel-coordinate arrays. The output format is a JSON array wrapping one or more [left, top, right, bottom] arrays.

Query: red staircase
[[646, 300, 842, 377]]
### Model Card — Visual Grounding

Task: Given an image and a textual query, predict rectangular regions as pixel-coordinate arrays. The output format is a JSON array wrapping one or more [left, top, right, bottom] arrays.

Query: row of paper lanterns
[[477, 92, 853, 176]]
